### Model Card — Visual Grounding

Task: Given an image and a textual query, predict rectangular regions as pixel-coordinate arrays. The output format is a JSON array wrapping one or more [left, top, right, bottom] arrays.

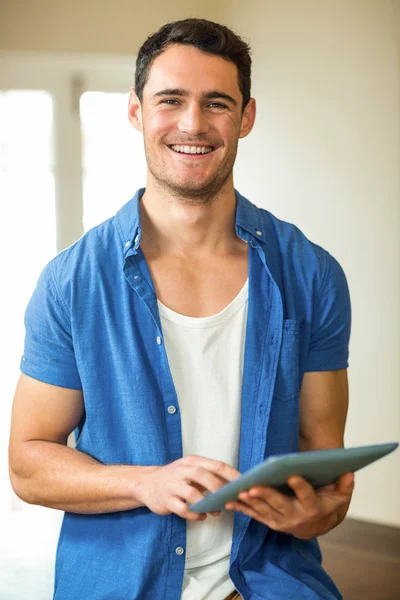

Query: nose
[[177, 102, 209, 137]]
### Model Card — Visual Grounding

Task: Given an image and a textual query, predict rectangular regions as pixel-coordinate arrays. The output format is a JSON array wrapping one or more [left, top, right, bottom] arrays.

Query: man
[[9, 18, 353, 600]]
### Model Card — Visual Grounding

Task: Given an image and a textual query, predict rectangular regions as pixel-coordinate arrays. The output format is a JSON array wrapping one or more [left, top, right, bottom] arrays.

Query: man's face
[[130, 44, 255, 201]]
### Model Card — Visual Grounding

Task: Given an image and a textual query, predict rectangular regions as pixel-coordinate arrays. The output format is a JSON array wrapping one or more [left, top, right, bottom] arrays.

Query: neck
[[139, 176, 239, 258]]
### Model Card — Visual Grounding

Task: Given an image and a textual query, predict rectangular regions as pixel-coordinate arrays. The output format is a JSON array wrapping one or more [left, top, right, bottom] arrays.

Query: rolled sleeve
[[21, 262, 82, 390], [306, 254, 351, 372]]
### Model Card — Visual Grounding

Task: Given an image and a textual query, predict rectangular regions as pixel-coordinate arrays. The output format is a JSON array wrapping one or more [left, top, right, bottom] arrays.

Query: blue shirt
[[21, 189, 351, 600]]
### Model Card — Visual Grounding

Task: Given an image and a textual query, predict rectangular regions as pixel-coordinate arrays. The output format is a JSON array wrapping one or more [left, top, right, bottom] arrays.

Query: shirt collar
[[234, 189, 267, 244], [115, 188, 144, 257], [115, 187, 268, 257]]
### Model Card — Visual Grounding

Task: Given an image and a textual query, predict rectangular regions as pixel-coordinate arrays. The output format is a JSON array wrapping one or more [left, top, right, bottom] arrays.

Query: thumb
[[338, 472, 355, 494]]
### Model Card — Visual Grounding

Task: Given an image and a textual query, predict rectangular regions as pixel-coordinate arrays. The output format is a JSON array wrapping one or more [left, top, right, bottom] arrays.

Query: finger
[[287, 476, 319, 512], [337, 472, 355, 495], [178, 484, 207, 506], [183, 455, 241, 483], [246, 486, 292, 516], [225, 500, 275, 526], [182, 466, 231, 496], [225, 500, 259, 518], [177, 484, 222, 519], [237, 491, 272, 514], [169, 497, 207, 522]]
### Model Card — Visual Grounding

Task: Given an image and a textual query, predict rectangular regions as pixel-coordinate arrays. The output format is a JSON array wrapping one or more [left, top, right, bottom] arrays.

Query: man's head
[[135, 18, 252, 112], [129, 18, 256, 202]]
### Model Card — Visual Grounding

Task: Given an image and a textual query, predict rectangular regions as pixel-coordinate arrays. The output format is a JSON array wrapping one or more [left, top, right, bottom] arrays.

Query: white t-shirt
[[158, 280, 248, 600]]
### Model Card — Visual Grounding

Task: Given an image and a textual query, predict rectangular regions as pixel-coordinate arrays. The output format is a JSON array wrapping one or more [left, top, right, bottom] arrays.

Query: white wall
[[1, 0, 399, 526], [0, 0, 216, 54], [222, 0, 400, 526]]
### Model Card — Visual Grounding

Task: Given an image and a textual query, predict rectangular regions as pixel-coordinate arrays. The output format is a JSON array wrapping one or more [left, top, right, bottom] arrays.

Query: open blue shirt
[[21, 189, 351, 600]]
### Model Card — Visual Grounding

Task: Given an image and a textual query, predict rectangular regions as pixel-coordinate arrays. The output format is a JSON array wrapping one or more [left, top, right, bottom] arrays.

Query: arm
[[8, 373, 156, 514], [298, 369, 349, 451], [9, 374, 239, 518]]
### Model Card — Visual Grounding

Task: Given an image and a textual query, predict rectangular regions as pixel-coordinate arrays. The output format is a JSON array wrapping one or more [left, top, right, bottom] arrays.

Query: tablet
[[189, 442, 398, 514]]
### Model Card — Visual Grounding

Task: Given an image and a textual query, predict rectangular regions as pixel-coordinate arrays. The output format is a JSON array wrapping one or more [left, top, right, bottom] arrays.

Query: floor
[[319, 518, 400, 599], [1, 507, 399, 599]]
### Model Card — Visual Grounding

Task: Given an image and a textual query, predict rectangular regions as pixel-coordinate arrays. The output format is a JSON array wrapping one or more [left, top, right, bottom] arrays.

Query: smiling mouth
[[168, 144, 216, 155]]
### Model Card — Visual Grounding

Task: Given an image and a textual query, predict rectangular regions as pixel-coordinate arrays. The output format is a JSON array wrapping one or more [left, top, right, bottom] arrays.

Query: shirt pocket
[[274, 319, 301, 399]]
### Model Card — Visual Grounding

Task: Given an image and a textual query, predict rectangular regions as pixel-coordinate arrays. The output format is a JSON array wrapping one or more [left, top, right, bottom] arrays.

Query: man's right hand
[[135, 455, 241, 521], [9, 375, 241, 517]]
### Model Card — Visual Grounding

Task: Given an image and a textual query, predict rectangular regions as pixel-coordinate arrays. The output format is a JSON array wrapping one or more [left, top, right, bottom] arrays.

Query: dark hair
[[135, 18, 252, 110]]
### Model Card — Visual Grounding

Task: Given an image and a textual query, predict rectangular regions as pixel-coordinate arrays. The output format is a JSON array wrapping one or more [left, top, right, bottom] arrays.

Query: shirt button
[[124, 241, 131, 248], [167, 405, 177, 414], [156, 336, 162, 345], [175, 546, 185, 556], [256, 230, 263, 236]]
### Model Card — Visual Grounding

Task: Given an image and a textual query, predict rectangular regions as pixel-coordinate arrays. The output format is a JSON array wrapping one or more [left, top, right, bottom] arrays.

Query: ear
[[239, 97, 256, 140], [128, 88, 143, 133]]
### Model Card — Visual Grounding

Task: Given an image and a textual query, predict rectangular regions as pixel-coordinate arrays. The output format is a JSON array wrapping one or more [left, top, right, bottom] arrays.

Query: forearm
[[9, 440, 157, 514], [299, 434, 344, 452]]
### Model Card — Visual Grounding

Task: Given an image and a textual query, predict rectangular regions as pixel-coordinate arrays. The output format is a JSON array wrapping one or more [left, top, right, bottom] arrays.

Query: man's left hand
[[225, 473, 354, 539]]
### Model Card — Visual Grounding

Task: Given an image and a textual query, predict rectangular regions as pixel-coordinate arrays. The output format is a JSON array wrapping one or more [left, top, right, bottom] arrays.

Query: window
[[80, 91, 146, 231], [0, 89, 59, 599], [0, 89, 56, 500], [0, 54, 143, 599]]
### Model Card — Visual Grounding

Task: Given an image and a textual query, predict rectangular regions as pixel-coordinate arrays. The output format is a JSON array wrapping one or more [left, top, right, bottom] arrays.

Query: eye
[[160, 98, 179, 105], [208, 102, 228, 109]]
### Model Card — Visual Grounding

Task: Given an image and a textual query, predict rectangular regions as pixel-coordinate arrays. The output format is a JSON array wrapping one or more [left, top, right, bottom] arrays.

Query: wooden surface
[[319, 518, 400, 600]]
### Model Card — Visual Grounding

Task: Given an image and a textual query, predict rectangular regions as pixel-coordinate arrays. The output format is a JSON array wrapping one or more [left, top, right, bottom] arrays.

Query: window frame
[[0, 51, 136, 513], [0, 51, 134, 252]]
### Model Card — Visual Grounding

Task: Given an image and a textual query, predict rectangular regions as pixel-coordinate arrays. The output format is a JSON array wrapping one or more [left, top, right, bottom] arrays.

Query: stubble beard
[[143, 136, 239, 206]]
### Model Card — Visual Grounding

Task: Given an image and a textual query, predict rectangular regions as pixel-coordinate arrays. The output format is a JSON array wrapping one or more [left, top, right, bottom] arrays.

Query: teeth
[[170, 145, 213, 155]]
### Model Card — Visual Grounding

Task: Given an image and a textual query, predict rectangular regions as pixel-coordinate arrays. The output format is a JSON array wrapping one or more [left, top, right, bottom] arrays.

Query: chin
[[174, 189, 225, 206], [150, 162, 231, 200], [168, 178, 222, 198]]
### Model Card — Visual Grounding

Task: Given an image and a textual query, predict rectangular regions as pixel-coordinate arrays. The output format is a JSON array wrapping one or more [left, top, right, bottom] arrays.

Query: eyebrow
[[153, 88, 238, 106]]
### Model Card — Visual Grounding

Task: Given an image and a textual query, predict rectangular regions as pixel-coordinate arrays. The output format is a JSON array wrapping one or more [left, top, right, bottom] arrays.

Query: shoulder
[[54, 215, 117, 266], [45, 215, 121, 304], [261, 207, 327, 258], [255, 205, 351, 345], [237, 191, 331, 275], [258, 205, 339, 291]]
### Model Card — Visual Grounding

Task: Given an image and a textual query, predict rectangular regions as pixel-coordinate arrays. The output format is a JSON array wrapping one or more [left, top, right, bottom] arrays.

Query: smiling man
[[9, 18, 352, 600]]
